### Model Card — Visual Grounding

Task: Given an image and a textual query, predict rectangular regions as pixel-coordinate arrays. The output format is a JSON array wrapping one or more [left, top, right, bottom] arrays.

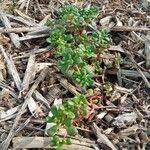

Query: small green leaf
[[66, 138, 72, 145], [56, 146, 63, 150], [48, 125, 58, 136], [50, 106, 58, 116], [103, 82, 113, 95], [66, 125, 78, 136], [67, 111, 75, 119], [46, 37, 51, 43], [51, 135, 60, 146], [81, 104, 88, 115], [47, 116, 55, 123], [67, 100, 74, 106], [59, 105, 65, 111], [64, 118, 72, 126]]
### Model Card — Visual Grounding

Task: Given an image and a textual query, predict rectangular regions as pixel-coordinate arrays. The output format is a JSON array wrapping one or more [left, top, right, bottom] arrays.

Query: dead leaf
[[27, 97, 38, 116], [0, 34, 9, 45], [113, 112, 138, 128]]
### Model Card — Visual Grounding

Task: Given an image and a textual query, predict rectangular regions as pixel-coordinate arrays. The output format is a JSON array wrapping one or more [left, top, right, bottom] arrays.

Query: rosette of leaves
[[47, 95, 88, 150], [58, 5, 99, 28]]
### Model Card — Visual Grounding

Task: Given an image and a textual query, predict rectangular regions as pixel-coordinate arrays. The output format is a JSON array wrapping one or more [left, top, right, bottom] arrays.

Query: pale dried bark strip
[[0, 27, 43, 33], [58, 78, 80, 95], [106, 69, 150, 78], [111, 26, 150, 32], [0, 45, 22, 91], [19, 34, 49, 41], [13, 137, 94, 150], [6, 14, 37, 26], [0, 26, 149, 34], [13, 46, 52, 59], [0, 105, 21, 121], [33, 90, 50, 108], [21, 53, 35, 92], [144, 40, 150, 69], [92, 123, 117, 150]]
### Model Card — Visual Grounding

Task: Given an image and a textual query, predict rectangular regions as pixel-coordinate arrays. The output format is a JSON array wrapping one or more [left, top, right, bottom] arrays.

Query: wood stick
[[6, 14, 37, 26], [58, 78, 80, 95], [0, 26, 49, 34], [25, 67, 49, 99], [21, 53, 35, 93], [12, 137, 94, 150], [13, 46, 52, 59], [0, 26, 149, 34], [106, 69, 150, 78], [135, 65, 150, 88], [19, 33, 49, 41], [144, 40, 150, 69], [33, 90, 50, 108], [110, 26, 150, 32], [0, 27, 41, 33], [92, 123, 117, 150]]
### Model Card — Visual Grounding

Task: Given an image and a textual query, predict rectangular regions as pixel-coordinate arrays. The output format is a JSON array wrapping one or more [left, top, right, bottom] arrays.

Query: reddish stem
[[73, 95, 103, 123], [74, 115, 84, 123], [88, 95, 103, 103]]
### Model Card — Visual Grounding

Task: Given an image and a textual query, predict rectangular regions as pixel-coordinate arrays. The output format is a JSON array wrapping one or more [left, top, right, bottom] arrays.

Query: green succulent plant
[[46, 4, 112, 149], [47, 95, 88, 150], [47, 5, 109, 89]]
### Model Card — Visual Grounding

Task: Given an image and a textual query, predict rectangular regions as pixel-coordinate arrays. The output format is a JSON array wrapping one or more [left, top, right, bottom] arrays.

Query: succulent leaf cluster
[[47, 95, 88, 149], [47, 4, 109, 89]]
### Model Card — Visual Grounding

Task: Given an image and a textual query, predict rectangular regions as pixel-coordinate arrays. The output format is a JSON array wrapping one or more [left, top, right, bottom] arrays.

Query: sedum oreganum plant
[[46, 4, 111, 150], [47, 4, 109, 89], [47, 95, 89, 150]]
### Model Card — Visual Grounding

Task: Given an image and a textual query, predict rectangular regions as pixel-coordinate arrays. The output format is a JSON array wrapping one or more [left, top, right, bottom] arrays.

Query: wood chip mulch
[[0, 0, 150, 150]]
